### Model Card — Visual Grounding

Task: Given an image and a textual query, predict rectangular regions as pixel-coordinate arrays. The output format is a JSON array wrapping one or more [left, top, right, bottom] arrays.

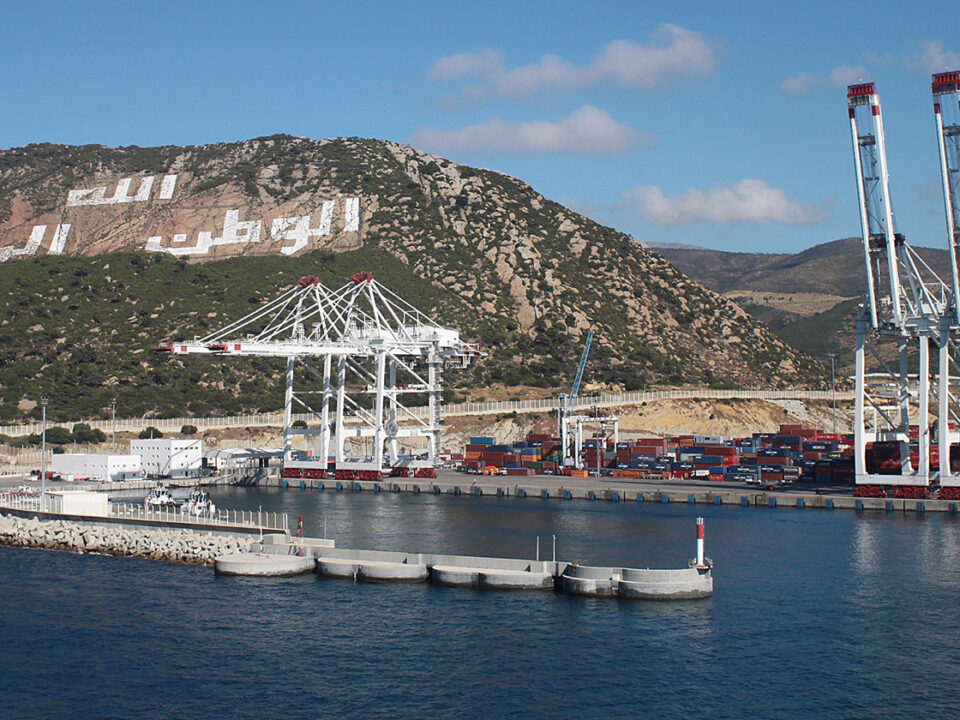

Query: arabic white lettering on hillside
[[146, 210, 262, 256], [0, 224, 71, 262], [272, 201, 336, 255], [67, 174, 177, 206], [344, 197, 360, 232], [146, 197, 359, 257]]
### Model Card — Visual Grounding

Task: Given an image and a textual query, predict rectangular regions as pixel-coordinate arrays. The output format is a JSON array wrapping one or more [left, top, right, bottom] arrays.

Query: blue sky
[[1, 0, 958, 255]]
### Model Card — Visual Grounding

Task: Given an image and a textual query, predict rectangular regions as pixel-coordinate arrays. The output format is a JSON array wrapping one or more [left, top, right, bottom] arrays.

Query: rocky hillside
[[0, 136, 820, 422]]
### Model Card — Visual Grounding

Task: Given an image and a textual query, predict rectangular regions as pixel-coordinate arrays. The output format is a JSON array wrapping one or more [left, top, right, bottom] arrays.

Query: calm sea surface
[[1, 488, 959, 719]]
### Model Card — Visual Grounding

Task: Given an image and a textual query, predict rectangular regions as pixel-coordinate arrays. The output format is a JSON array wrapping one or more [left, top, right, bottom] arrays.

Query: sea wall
[[0, 513, 251, 565]]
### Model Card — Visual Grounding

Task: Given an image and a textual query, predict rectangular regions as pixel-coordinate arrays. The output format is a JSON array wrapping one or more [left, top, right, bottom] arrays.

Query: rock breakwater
[[0, 514, 252, 565]]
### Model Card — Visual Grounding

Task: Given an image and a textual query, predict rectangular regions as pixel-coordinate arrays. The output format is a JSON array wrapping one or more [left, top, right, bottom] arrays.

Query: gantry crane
[[156, 272, 479, 474], [848, 76, 960, 493], [849, 81, 948, 488], [556, 330, 618, 469]]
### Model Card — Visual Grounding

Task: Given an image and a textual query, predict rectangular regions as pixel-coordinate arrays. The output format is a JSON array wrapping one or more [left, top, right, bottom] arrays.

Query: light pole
[[111, 398, 117, 455], [826, 353, 837, 435], [40, 396, 48, 511]]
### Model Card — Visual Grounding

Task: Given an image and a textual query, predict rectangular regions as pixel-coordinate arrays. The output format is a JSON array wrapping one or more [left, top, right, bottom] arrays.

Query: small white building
[[45, 490, 109, 516], [49, 453, 142, 483], [131, 438, 202, 478]]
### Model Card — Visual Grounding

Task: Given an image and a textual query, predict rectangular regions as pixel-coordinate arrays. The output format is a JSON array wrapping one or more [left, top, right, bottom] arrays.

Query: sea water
[[1, 489, 958, 719]]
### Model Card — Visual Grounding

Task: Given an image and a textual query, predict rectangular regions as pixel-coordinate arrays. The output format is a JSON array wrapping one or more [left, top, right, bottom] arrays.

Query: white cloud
[[828, 65, 868, 87], [622, 180, 827, 225], [409, 105, 651, 155], [591, 26, 717, 88], [430, 24, 717, 102], [779, 73, 820, 95], [778, 65, 868, 94], [468, 54, 585, 100], [906, 41, 960, 72], [429, 49, 504, 80]]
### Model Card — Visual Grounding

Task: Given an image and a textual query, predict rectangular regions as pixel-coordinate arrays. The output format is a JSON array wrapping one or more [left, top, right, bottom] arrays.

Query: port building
[[130, 438, 202, 478]]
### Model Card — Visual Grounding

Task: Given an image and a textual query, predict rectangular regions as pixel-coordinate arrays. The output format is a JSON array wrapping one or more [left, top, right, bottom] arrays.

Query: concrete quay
[[261, 471, 956, 515]]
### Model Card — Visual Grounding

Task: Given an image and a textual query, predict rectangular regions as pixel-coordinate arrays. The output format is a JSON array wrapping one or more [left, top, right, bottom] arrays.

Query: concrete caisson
[[478, 569, 554, 590], [355, 560, 428, 583], [617, 567, 712, 599], [430, 565, 482, 588], [214, 552, 316, 577], [559, 564, 618, 597], [316, 558, 361, 579]]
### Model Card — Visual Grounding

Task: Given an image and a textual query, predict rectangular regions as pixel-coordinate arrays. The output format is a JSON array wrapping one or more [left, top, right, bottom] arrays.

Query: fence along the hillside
[[0, 388, 852, 438]]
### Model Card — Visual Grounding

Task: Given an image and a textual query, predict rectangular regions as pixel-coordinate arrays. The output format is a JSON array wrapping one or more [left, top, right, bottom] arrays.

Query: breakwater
[[0, 514, 252, 564], [222, 531, 713, 599]]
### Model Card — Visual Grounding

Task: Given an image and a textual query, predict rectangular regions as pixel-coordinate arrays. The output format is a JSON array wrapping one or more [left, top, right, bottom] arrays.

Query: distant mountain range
[[653, 238, 954, 368]]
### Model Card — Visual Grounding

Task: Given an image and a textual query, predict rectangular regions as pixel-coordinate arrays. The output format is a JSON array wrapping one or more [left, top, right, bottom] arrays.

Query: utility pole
[[595, 406, 601, 477], [826, 354, 837, 434], [111, 397, 117, 455], [40, 396, 48, 512]]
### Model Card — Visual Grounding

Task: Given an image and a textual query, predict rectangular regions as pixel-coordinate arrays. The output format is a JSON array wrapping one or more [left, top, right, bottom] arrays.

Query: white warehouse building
[[131, 438, 203, 478], [49, 454, 142, 483]]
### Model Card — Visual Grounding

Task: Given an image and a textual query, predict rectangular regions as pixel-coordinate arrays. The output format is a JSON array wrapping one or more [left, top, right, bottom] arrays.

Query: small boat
[[181, 488, 216, 517], [145, 484, 179, 509]]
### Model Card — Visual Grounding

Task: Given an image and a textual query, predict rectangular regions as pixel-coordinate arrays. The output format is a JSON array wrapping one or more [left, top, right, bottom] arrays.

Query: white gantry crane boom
[[568, 329, 593, 414], [933, 71, 960, 324], [848, 82, 949, 330], [848, 82, 897, 329], [155, 271, 480, 472]]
